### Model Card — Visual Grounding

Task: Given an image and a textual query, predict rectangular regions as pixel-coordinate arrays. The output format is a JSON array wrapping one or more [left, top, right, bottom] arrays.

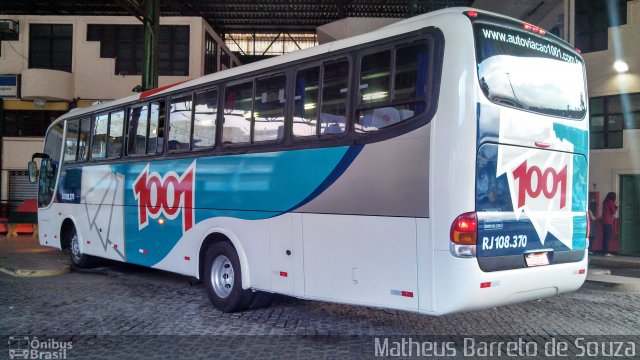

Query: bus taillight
[[523, 22, 546, 35], [450, 212, 477, 245], [465, 10, 478, 18], [450, 212, 478, 258], [586, 212, 591, 239]]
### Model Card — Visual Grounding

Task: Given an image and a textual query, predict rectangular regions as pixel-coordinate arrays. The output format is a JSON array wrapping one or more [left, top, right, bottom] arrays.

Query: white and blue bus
[[29, 8, 589, 315]]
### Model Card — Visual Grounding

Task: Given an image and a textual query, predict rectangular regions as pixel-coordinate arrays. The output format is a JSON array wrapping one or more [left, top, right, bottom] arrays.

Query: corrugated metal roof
[[0, 0, 473, 34]]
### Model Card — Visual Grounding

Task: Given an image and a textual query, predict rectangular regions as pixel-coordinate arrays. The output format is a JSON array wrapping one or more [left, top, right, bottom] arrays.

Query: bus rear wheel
[[204, 242, 253, 312], [68, 227, 94, 268]]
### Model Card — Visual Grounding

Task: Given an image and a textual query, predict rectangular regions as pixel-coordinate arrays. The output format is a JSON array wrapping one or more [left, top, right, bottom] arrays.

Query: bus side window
[[320, 60, 349, 135], [169, 94, 193, 152], [356, 43, 429, 133], [223, 81, 252, 145], [149, 101, 165, 155], [64, 119, 80, 162], [394, 43, 429, 110], [254, 74, 285, 143], [127, 105, 148, 156], [293, 66, 320, 138], [360, 50, 391, 105], [92, 113, 109, 159], [107, 109, 124, 158], [78, 117, 91, 161], [192, 88, 217, 150]]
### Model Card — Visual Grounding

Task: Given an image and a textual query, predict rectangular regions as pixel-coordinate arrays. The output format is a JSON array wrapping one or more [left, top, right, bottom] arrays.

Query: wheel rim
[[211, 255, 235, 299], [70, 233, 82, 264]]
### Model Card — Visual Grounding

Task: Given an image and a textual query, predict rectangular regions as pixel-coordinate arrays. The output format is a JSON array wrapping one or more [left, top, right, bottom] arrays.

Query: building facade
[[476, 0, 639, 255], [0, 15, 239, 218], [582, 0, 639, 255]]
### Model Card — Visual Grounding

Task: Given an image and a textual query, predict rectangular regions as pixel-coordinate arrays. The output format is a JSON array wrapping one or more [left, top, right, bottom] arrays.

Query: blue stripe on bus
[[553, 122, 589, 156], [286, 145, 363, 212], [118, 145, 362, 267]]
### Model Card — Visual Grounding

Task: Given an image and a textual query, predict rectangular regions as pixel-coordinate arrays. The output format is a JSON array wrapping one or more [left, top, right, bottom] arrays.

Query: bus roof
[[52, 6, 564, 126]]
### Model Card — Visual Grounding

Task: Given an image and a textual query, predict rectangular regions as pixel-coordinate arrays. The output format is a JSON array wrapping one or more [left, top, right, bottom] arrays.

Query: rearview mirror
[[28, 161, 38, 183]]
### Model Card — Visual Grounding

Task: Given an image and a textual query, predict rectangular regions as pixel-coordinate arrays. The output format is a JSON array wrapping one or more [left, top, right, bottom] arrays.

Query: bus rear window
[[475, 24, 586, 119]]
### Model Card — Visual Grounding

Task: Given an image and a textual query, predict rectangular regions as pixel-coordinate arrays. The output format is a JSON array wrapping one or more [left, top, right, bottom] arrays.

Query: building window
[[575, 0, 630, 53], [159, 26, 190, 76], [220, 49, 230, 70], [3, 110, 64, 137], [29, 24, 73, 72], [204, 33, 217, 75], [590, 93, 640, 149], [87, 24, 190, 76], [0, 32, 20, 57]]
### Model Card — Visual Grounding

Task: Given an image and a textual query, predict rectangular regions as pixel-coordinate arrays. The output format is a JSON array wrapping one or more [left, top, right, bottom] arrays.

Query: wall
[[0, 137, 45, 201], [315, 18, 403, 44], [0, 15, 241, 202], [583, 0, 640, 197], [0, 15, 209, 100]]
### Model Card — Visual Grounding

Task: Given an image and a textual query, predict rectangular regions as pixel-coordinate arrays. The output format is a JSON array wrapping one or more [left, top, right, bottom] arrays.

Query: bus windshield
[[475, 23, 586, 120]]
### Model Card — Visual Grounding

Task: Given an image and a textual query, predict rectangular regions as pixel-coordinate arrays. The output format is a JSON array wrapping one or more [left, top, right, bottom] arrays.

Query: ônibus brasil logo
[[497, 147, 574, 248], [133, 161, 195, 233]]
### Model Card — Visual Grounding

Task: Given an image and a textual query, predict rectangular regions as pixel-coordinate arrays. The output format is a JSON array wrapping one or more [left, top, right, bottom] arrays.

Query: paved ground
[[1, 262, 640, 336], [0, 236, 70, 277], [1, 239, 639, 358]]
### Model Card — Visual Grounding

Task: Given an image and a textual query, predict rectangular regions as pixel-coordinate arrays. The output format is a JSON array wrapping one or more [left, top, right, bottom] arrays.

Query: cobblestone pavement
[[1, 261, 639, 359]]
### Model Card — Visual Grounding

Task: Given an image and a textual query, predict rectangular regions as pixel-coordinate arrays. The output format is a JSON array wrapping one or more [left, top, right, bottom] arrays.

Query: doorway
[[619, 175, 640, 255]]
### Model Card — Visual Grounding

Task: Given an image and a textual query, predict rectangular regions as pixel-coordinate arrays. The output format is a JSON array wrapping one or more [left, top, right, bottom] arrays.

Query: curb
[[584, 279, 640, 292], [0, 264, 70, 277], [589, 258, 640, 269]]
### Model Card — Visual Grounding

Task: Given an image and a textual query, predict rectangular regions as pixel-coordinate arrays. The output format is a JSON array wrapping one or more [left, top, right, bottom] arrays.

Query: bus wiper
[[504, 72, 524, 109], [490, 95, 520, 108], [481, 76, 523, 110], [480, 77, 490, 96]]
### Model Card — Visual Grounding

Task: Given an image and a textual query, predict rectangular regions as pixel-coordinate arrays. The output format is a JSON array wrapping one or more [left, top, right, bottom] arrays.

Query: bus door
[[32, 123, 64, 248]]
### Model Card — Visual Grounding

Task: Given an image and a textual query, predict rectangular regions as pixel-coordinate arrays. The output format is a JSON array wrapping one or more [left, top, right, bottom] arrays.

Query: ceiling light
[[614, 60, 629, 73]]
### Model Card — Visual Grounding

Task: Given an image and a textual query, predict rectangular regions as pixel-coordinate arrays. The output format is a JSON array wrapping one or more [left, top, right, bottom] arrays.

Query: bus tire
[[68, 227, 95, 268], [204, 242, 253, 312]]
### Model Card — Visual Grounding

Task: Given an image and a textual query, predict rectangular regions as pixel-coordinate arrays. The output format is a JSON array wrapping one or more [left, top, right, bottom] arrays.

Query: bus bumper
[[429, 249, 588, 315]]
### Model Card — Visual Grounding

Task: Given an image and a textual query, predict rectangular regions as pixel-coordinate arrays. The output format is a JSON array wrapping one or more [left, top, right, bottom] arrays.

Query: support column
[[564, 0, 576, 45], [142, 0, 160, 91], [0, 99, 4, 204]]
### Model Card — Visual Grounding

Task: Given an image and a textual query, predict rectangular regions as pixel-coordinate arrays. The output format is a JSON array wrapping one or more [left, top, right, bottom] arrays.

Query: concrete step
[[585, 272, 640, 291], [587, 267, 611, 276], [589, 254, 640, 269]]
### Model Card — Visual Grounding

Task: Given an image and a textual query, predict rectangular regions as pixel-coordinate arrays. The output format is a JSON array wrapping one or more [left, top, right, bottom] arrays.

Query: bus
[[29, 7, 589, 315]]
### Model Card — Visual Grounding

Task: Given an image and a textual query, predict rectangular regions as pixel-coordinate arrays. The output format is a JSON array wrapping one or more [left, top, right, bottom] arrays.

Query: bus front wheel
[[68, 227, 94, 268], [204, 242, 253, 312]]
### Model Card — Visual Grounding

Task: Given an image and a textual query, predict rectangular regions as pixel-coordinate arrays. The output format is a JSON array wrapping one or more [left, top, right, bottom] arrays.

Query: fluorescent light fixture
[[362, 91, 388, 102], [614, 60, 629, 73]]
